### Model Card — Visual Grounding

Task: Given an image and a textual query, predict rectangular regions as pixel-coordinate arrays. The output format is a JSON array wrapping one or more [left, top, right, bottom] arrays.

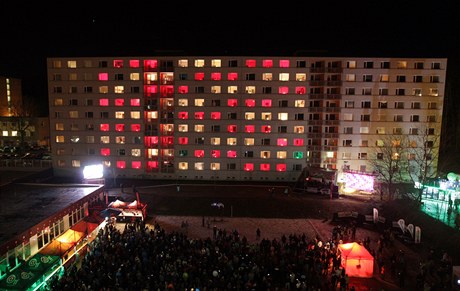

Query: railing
[[0, 159, 52, 170]]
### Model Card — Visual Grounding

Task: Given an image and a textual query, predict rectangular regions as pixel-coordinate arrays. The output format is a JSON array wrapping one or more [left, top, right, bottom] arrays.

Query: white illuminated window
[[279, 73, 289, 81], [295, 100, 305, 107], [130, 73, 140, 80], [114, 86, 124, 93], [277, 151, 287, 159], [195, 99, 205, 106], [178, 99, 188, 106], [130, 111, 141, 119], [178, 59, 188, 67], [55, 123, 64, 131], [194, 162, 204, 170], [245, 112, 255, 120], [115, 111, 125, 119], [296, 73, 306, 81], [278, 113, 288, 121], [194, 59, 205, 67], [244, 138, 255, 146], [101, 136, 110, 143], [179, 162, 188, 170], [99, 86, 109, 93], [195, 125, 204, 132], [56, 135, 65, 143], [211, 137, 220, 145], [245, 86, 256, 94], [211, 86, 221, 93], [178, 124, 188, 132], [211, 59, 221, 67], [262, 73, 273, 81], [228, 86, 238, 94], [67, 60, 77, 68], [132, 149, 141, 157]]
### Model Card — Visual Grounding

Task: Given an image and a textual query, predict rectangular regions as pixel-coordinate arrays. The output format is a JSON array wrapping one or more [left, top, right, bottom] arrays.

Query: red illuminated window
[[98, 73, 108, 81], [262, 125, 271, 133], [227, 72, 238, 81], [195, 112, 204, 119], [131, 124, 141, 132], [161, 137, 174, 146], [100, 148, 110, 156], [245, 125, 255, 133], [294, 138, 304, 146], [279, 60, 290, 68], [144, 85, 157, 96], [113, 60, 123, 68], [278, 86, 289, 94], [227, 125, 237, 133], [277, 138, 288, 146], [227, 150, 237, 158], [99, 99, 109, 106], [178, 137, 188, 145], [211, 112, 221, 119], [260, 164, 270, 171], [194, 150, 205, 158], [178, 86, 188, 94], [132, 161, 142, 169], [263, 59, 273, 68], [246, 59, 256, 68], [245, 99, 256, 107], [262, 99, 272, 107], [228, 99, 238, 107], [129, 60, 140, 68], [100, 124, 110, 131], [130, 99, 140, 106], [116, 161, 126, 169], [211, 72, 221, 80], [115, 124, 125, 132], [244, 163, 254, 171], [195, 72, 205, 80], [296, 86, 306, 94], [161, 86, 174, 97], [147, 161, 159, 170], [178, 112, 188, 119], [144, 59, 158, 70], [144, 136, 158, 146], [115, 99, 124, 106], [211, 150, 221, 158], [276, 164, 287, 172]]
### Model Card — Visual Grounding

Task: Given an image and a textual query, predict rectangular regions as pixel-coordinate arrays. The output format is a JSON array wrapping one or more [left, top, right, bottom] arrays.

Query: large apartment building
[[0, 76, 22, 117], [47, 56, 447, 192]]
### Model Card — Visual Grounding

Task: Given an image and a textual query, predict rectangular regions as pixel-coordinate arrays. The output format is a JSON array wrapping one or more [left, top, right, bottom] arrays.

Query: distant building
[[0, 76, 22, 117], [46, 57, 447, 191], [0, 76, 49, 148]]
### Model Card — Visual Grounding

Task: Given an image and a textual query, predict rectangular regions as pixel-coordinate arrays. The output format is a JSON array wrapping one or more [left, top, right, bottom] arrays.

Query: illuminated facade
[[47, 57, 447, 186], [0, 76, 22, 117]]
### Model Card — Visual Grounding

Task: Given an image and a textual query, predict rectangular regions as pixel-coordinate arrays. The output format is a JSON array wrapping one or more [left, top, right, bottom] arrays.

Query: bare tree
[[368, 134, 408, 200], [404, 124, 442, 203], [9, 96, 38, 149]]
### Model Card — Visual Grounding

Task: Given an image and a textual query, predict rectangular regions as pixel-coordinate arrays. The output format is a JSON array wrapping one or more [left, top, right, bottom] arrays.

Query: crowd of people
[[49, 220, 370, 291]]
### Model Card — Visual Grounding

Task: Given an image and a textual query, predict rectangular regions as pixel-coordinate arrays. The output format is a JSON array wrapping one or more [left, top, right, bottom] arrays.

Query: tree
[[9, 96, 38, 150], [368, 134, 408, 201], [404, 124, 442, 203]]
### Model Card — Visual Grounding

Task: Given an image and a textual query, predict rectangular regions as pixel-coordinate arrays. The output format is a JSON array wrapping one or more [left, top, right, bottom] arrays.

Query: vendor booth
[[337, 242, 374, 278]]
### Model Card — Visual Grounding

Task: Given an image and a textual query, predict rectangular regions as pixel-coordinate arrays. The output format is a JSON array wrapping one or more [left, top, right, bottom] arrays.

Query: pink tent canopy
[[337, 242, 374, 278]]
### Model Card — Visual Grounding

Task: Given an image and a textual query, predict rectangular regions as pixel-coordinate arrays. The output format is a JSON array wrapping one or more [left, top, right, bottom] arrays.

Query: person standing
[[256, 228, 261, 240]]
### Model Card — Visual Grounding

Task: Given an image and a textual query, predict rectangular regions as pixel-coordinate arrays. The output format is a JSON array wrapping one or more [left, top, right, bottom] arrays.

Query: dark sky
[[0, 2, 455, 115]]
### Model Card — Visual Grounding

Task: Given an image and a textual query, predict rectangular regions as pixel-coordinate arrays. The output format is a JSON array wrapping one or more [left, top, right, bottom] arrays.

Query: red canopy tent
[[337, 242, 374, 278]]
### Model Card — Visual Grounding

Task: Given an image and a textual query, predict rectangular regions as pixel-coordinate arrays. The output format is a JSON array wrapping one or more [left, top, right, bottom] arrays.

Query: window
[[394, 115, 403, 122], [413, 88, 423, 96], [345, 88, 355, 95], [411, 115, 420, 122], [244, 138, 254, 146], [261, 151, 271, 159], [364, 61, 373, 68], [409, 128, 418, 135], [427, 115, 436, 122], [362, 88, 372, 95], [211, 150, 221, 158], [262, 73, 273, 81], [343, 140, 352, 147], [413, 75, 423, 83], [363, 74, 373, 82], [361, 101, 371, 108], [395, 88, 405, 96], [429, 88, 439, 96], [244, 151, 254, 158], [431, 62, 441, 69], [358, 153, 367, 159], [430, 76, 440, 83], [393, 127, 403, 134], [396, 75, 406, 82], [360, 115, 370, 121], [344, 127, 353, 134], [394, 102, 404, 109], [411, 102, 421, 109], [380, 74, 389, 82], [428, 102, 437, 109], [380, 61, 390, 69], [379, 88, 388, 96]]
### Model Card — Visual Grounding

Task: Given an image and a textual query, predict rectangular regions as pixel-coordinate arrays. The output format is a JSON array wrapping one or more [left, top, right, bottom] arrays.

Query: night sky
[[0, 2, 455, 116]]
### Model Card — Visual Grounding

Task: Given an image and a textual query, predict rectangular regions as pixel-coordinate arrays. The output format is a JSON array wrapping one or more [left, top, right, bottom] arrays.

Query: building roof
[[0, 182, 104, 253]]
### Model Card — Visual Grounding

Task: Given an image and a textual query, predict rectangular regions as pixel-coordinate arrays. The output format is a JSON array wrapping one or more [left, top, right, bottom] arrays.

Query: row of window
[[57, 159, 303, 172], [52, 71, 441, 83], [343, 100, 437, 109], [53, 59, 442, 70], [341, 152, 432, 160], [342, 114, 437, 122], [52, 84, 441, 97], [55, 135, 307, 146]]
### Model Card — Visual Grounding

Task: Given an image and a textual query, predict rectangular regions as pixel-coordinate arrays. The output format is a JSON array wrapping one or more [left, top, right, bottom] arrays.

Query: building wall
[[46, 57, 447, 184]]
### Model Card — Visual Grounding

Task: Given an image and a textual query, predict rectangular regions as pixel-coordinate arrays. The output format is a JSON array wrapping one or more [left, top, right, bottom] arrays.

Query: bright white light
[[83, 164, 104, 179]]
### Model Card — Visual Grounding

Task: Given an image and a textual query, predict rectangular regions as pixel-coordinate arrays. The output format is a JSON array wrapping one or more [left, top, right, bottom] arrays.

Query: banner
[[397, 219, 405, 233], [373, 208, 378, 224], [415, 226, 422, 244], [407, 224, 414, 238]]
